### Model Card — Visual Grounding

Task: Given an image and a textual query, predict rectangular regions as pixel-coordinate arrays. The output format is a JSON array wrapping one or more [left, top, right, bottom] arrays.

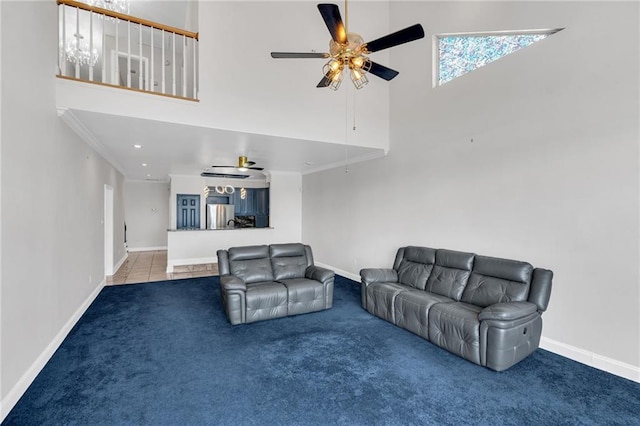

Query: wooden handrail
[[56, 75, 199, 102], [57, 0, 199, 40]]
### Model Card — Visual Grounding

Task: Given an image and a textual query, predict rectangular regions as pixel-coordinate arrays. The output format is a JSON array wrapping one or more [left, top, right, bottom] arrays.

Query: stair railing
[[57, 0, 199, 101]]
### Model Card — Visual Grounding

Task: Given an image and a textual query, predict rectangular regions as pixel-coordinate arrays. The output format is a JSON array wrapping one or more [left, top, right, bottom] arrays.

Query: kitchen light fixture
[[141, 163, 147, 167], [215, 185, 235, 195], [65, 33, 99, 66], [133, 144, 142, 149], [87, 0, 130, 15]]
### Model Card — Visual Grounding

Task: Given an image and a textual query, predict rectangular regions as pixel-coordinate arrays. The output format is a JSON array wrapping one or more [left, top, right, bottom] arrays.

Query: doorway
[[111, 51, 150, 90]]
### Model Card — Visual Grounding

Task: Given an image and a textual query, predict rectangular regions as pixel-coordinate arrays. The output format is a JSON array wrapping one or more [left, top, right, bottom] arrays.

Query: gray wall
[[124, 181, 170, 250], [302, 1, 639, 370], [1, 0, 125, 404]]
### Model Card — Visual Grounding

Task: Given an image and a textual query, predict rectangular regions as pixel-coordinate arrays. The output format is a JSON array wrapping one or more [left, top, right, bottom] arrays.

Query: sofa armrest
[[478, 302, 538, 322], [305, 265, 335, 285], [359, 268, 398, 285], [220, 274, 247, 292]]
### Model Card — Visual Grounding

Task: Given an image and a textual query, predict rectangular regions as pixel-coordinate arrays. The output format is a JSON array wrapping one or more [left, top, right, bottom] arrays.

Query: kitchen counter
[[166, 226, 281, 273]]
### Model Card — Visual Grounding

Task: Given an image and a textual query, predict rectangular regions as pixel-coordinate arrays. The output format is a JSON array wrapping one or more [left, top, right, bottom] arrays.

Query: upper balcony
[[57, 0, 198, 101]]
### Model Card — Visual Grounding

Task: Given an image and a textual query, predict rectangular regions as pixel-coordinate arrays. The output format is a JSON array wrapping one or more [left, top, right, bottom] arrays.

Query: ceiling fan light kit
[[271, 2, 424, 91]]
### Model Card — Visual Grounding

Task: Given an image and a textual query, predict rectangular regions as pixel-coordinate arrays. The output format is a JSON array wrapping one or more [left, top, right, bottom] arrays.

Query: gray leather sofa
[[217, 243, 335, 325], [360, 246, 553, 371]]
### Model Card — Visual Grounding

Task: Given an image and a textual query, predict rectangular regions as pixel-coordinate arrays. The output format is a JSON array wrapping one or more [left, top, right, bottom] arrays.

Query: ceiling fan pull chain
[[344, 84, 349, 174], [353, 90, 357, 131]]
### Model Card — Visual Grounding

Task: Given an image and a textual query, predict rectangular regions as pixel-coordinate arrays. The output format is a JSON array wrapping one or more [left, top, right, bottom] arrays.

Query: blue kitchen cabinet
[[254, 188, 269, 228]]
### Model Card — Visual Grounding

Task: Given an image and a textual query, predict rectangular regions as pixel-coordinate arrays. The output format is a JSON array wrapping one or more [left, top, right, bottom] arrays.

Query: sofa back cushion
[[228, 245, 274, 284], [461, 255, 533, 308], [269, 243, 312, 280], [425, 249, 475, 300], [395, 246, 436, 290]]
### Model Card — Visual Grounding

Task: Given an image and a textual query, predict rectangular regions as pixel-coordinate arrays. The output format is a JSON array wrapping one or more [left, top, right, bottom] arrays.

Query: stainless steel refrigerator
[[206, 204, 235, 229]]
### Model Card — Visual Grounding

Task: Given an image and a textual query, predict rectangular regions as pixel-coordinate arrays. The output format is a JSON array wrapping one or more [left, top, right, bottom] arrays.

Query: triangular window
[[436, 29, 562, 86]]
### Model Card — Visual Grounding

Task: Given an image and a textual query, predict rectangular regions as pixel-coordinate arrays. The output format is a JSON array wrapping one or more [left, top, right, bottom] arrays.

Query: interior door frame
[[110, 50, 150, 90]]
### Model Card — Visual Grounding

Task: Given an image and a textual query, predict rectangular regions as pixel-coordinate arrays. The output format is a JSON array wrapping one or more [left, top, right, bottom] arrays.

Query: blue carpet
[[4, 276, 640, 425]]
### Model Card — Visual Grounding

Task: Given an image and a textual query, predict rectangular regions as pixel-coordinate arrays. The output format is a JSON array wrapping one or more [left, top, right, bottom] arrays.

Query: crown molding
[[57, 107, 126, 176]]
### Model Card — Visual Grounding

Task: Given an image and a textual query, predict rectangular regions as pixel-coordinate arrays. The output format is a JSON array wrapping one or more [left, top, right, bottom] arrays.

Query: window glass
[[437, 30, 561, 86]]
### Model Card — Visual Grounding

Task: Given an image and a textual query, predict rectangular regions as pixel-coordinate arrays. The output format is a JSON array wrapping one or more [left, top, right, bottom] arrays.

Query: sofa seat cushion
[[365, 282, 408, 324], [278, 278, 325, 316], [245, 282, 288, 323], [428, 302, 483, 365], [394, 290, 454, 340]]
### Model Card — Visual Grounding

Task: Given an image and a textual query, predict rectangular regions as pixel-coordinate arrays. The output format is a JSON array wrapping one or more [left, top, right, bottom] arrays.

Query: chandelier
[[65, 34, 99, 66], [87, 0, 130, 15]]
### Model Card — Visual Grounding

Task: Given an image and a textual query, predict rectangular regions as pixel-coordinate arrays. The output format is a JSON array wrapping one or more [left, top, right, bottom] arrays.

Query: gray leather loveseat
[[217, 243, 335, 325], [360, 246, 553, 371]]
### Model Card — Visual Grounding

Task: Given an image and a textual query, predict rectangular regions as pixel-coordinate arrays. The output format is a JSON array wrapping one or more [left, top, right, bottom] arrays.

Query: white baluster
[[193, 38, 197, 99], [75, 7, 80, 78], [127, 20, 131, 88], [138, 22, 143, 90], [115, 18, 119, 85], [161, 29, 166, 94], [172, 32, 176, 96], [101, 12, 106, 83], [60, 4, 67, 76], [150, 27, 155, 92], [182, 35, 187, 97], [89, 11, 94, 81]]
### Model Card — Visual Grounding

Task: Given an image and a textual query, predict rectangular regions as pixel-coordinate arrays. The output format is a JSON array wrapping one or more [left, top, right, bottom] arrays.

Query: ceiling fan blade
[[271, 52, 330, 59], [364, 24, 425, 53], [318, 4, 347, 45], [248, 167, 264, 171], [317, 75, 332, 88], [245, 161, 256, 166], [367, 61, 400, 81]]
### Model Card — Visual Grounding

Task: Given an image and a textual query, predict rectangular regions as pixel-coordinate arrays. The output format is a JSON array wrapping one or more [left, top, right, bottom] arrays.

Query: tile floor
[[107, 250, 218, 285]]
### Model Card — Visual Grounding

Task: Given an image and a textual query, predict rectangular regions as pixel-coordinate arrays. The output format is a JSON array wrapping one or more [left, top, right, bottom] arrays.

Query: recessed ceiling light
[[141, 163, 148, 167], [146, 174, 151, 177], [133, 144, 142, 149]]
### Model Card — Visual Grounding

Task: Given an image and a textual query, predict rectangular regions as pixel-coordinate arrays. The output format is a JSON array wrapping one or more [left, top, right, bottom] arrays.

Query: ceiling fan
[[209, 156, 264, 172], [202, 156, 265, 178], [270, 2, 425, 90], [200, 155, 264, 179]]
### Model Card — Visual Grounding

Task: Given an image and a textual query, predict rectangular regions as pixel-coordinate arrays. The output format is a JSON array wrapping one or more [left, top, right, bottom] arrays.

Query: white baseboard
[[127, 246, 167, 252], [0, 279, 106, 422], [110, 252, 128, 275], [316, 262, 360, 282], [167, 256, 216, 273], [540, 337, 640, 383]]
